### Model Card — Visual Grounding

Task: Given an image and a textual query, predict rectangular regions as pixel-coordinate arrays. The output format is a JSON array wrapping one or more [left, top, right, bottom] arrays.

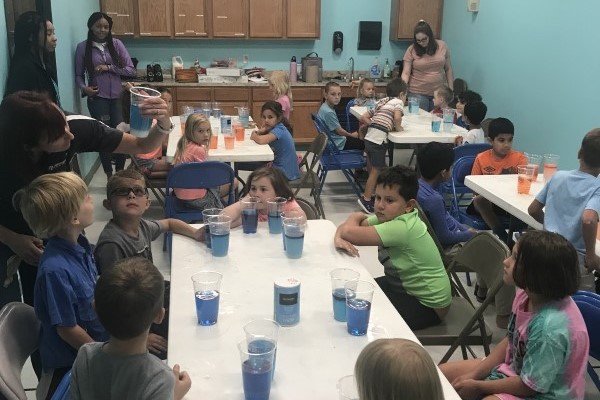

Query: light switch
[[467, 0, 479, 12]]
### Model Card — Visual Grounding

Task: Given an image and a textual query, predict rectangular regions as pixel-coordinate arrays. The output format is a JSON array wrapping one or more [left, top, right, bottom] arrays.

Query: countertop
[[137, 78, 389, 88]]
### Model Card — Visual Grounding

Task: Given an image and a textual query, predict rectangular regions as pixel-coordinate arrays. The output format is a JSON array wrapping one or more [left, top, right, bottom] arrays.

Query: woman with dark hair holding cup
[[75, 12, 136, 178], [401, 20, 454, 112]]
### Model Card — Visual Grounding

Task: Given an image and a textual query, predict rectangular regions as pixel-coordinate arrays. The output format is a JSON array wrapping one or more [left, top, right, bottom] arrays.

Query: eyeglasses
[[109, 187, 149, 197], [415, 37, 429, 44]]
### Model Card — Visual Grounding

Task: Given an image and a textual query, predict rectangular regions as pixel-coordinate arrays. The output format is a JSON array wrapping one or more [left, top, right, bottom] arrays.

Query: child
[[417, 142, 514, 328], [172, 112, 235, 209], [354, 78, 376, 108], [441, 231, 589, 400], [455, 89, 482, 129], [357, 78, 407, 213], [335, 165, 451, 330], [14, 172, 108, 399], [355, 338, 444, 400], [71, 257, 191, 400], [528, 128, 600, 292], [223, 166, 306, 229], [250, 101, 300, 181], [455, 100, 487, 145], [469, 118, 528, 242], [268, 70, 293, 120], [318, 81, 363, 150], [431, 85, 453, 114]]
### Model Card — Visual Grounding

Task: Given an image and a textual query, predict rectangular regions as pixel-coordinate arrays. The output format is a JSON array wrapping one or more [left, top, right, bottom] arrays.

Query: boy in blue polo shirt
[[15, 172, 108, 399]]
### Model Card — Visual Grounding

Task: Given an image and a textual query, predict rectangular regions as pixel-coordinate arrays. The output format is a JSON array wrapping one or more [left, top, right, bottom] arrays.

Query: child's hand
[[584, 253, 600, 272], [335, 237, 360, 257], [453, 378, 481, 400], [250, 130, 260, 142], [454, 135, 464, 146], [172, 364, 192, 400], [147, 333, 167, 355], [192, 227, 205, 242]]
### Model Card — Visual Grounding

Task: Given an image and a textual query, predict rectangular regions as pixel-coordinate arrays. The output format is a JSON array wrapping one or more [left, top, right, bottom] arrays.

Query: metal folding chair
[[289, 133, 327, 218], [573, 291, 600, 391]]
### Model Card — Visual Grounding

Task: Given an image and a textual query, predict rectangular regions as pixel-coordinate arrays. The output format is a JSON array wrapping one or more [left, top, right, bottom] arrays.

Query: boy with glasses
[[94, 169, 202, 358]]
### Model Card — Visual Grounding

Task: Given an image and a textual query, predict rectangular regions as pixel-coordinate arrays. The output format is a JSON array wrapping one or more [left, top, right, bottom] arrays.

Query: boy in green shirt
[[335, 165, 451, 330]]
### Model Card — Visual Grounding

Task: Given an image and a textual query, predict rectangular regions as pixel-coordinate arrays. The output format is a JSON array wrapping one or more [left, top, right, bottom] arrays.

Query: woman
[[75, 12, 136, 178], [401, 20, 454, 111], [4, 11, 59, 105], [0, 90, 173, 310]]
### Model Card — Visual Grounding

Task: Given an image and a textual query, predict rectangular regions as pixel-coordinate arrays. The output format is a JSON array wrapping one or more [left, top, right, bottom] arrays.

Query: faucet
[[347, 57, 355, 82]]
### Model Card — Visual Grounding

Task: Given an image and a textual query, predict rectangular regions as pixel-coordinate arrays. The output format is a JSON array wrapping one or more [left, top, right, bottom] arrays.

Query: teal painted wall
[[124, 0, 408, 74], [442, 0, 600, 170], [0, 2, 7, 96]]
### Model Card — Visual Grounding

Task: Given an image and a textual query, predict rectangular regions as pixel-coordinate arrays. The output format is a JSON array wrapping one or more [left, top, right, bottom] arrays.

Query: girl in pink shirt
[[268, 71, 293, 120]]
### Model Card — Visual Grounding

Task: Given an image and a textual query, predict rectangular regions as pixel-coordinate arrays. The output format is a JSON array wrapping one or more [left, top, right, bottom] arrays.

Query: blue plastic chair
[[345, 98, 359, 132], [50, 369, 71, 400], [311, 113, 366, 198], [450, 156, 489, 230], [572, 292, 600, 391]]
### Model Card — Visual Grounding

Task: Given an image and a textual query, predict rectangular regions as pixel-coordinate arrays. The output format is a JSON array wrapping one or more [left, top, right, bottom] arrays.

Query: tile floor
[[21, 149, 599, 398]]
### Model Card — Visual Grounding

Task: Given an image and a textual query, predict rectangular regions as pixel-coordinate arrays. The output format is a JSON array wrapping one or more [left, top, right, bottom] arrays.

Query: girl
[[353, 78, 376, 108], [268, 71, 293, 119], [173, 113, 232, 210], [441, 230, 589, 400], [355, 338, 444, 400], [75, 12, 136, 177], [223, 166, 305, 228], [251, 101, 300, 181]]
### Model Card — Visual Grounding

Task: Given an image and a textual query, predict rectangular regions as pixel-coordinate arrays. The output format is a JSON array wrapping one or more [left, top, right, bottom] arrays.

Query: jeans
[[87, 96, 126, 174], [409, 92, 434, 112]]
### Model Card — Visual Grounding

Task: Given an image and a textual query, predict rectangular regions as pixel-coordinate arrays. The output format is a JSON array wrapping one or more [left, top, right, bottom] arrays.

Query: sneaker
[[357, 197, 375, 214]]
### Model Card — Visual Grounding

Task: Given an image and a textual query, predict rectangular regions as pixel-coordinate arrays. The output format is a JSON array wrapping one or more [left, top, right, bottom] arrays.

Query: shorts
[[364, 140, 387, 168], [134, 157, 158, 175], [177, 188, 223, 211]]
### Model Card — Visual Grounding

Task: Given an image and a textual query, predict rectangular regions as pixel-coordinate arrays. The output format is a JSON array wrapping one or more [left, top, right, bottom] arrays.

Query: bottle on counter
[[370, 57, 381, 79], [289, 56, 297, 82], [193, 58, 201, 74], [383, 58, 391, 79]]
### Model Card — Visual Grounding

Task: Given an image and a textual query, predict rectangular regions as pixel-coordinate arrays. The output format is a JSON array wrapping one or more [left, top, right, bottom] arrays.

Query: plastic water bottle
[[289, 56, 297, 83]]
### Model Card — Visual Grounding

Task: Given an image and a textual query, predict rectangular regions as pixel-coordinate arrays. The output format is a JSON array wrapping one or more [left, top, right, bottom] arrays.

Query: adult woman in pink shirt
[[401, 20, 454, 112]]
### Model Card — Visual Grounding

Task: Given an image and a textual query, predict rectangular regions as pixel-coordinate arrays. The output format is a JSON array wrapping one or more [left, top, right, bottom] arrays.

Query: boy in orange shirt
[[468, 118, 527, 242]]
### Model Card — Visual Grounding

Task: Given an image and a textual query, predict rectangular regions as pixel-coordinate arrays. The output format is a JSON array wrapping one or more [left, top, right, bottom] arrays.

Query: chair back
[[481, 118, 494, 138], [453, 143, 491, 161], [345, 98, 358, 132], [449, 232, 510, 285], [573, 293, 600, 357], [416, 203, 451, 268], [295, 197, 320, 220], [297, 133, 327, 177], [50, 370, 72, 400], [452, 155, 476, 190], [0, 302, 40, 400]]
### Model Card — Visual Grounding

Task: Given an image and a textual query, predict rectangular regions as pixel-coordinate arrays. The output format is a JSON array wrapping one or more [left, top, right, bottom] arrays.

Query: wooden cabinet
[[101, 0, 135, 36], [213, 87, 250, 115], [4, 0, 36, 35], [290, 88, 322, 143], [211, 0, 247, 38], [389, 0, 443, 40], [286, 0, 320, 38], [174, 0, 208, 37], [249, 0, 283, 38], [175, 87, 212, 115], [138, 0, 172, 37]]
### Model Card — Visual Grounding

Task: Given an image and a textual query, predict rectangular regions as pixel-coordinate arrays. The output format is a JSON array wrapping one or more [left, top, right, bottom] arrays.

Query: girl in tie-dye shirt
[[441, 231, 589, 400]]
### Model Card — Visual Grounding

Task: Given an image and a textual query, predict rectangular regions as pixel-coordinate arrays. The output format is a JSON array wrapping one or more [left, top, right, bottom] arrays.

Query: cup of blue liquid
[[431, 112, 442, 132], [212, 102, 222, 118], [238, 337, 275, 400], [202, 208, 223, 249], [283, 219, 306, 259], [241, 197, 260, 234], [267, 197, 287, 234], [442, 108, 455, 132], [280, 211, 305, 251], [330, 268, 360, 322], [408, 96, 419, 114], [243, 319, 280, 381], [344, 280, 374, 336], [129, 86, 162, 137], [337, 375, 359, 400], [208, 214, 232, 257], [191, 271, 222, 326]]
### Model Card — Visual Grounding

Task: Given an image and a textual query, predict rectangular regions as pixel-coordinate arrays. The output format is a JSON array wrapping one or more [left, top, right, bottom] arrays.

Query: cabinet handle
[[178, 14, 186, 17], [123, 32, 134, 35], [216, 16, 227, 19], [234, 33, 245, 36], [116, 13, 130, 17], [140, 32, 152, 36], [195, 14, 204, 17]]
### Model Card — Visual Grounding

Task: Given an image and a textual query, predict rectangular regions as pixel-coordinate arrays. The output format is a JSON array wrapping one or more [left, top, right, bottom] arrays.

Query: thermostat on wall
[[467, 0, 479, 12]]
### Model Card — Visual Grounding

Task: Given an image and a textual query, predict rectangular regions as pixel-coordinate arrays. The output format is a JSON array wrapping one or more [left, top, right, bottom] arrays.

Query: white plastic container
[[172, 56, 183, 78]]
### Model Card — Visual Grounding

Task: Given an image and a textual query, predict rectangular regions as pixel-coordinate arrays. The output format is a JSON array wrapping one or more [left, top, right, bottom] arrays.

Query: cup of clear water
[[129, 86, 161, 137], [238, 338, 276, 400], [345, 280, 374, 336], [442, 108, 455, 132], [208, 215, 231, 257], [408, 97, 419, 114], [191, 271, 222, 326], [337, 375, 359, 400], [330, 268, 360, 322], [212, 102, 222, 118], [201, 101, 212, 118]]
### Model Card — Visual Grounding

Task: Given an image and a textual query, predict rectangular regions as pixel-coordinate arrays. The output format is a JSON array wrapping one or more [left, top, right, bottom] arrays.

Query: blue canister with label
[[274, 277, 300, 326], [220, 115, 232, 134]]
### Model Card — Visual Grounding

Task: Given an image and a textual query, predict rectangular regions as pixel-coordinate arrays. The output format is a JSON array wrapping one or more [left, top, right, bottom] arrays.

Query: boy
[[469, 118, 528, 242], [528, 128, 600, 292], [95, 169, 202, 359], [431, 85, 453, 114], [455, 89, 482, 129], [15, 172, 108, 399], [317, 81, 363, 150], [334, 165, 451, 330], [417, 142, 514, 328], [454, 101, 487, 145], [357, 79, 407, 213], [71, 257, 192, 399]]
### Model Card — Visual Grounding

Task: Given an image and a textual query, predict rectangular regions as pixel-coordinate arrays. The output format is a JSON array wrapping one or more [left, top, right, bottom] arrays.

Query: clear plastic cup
[[191, 271, 222, 325], [129, 86, 162, 137], [238, 338, 276, 400], [517, 165, 535, 195], [525, 153, 542, 182], [344, 280, 375, 336], [543, 154, 560, 182], [330, 268, 360, 322], [241, 197, 260, 234], [337, 375, 359, 400], [208, 215, 231, 257], [267, 197, 287, 234]]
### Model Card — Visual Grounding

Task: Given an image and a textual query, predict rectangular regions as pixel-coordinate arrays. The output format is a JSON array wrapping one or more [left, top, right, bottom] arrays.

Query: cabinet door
[[390, 0, 443, 40], [138, 0, 172, 37], [291, 102, 321, 143], [174, 0, 208, 37], [101, 0, 136, 36], [249, 0, 283, 38], [4, 0, 36, 34], [212, 0, 247, 38], [286, 0, 320, 38]]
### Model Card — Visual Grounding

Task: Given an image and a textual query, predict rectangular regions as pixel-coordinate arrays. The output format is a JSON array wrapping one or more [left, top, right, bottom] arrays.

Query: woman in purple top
[[75, 12, 136, 177]]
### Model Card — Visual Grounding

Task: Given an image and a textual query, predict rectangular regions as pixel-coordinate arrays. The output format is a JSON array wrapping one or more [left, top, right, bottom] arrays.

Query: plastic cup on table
[[337, 375, 359, 400], [238, 338, 276, 400], [241, 196, 260, 234], [212, 102, 222, 118], [517, 165, 535, 195], [280, 211, 305, 251], [191, 271, 222, 326], [129, 87, 161, 137], [224, 133, 235, 150], [267, 197, 287, 234], [408, 96, 419, 114], [209, 135, 218, 150], [283, 219, 306, 259], [442, 108, 455, 132], [543, 154, 560, 182], [208, 215, 231, 257], [180, 105, 194, 132], [525, 153, 542, 182], [202, 208, 222, 249], [237, 106, 250, 128], [431, 112, 442, 132], [344, 280, 374, 336], [201, 101, 212, 119], [243, 319, 280, 381], [235, 125, 246, 141], [330, 268, 360, 322]]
